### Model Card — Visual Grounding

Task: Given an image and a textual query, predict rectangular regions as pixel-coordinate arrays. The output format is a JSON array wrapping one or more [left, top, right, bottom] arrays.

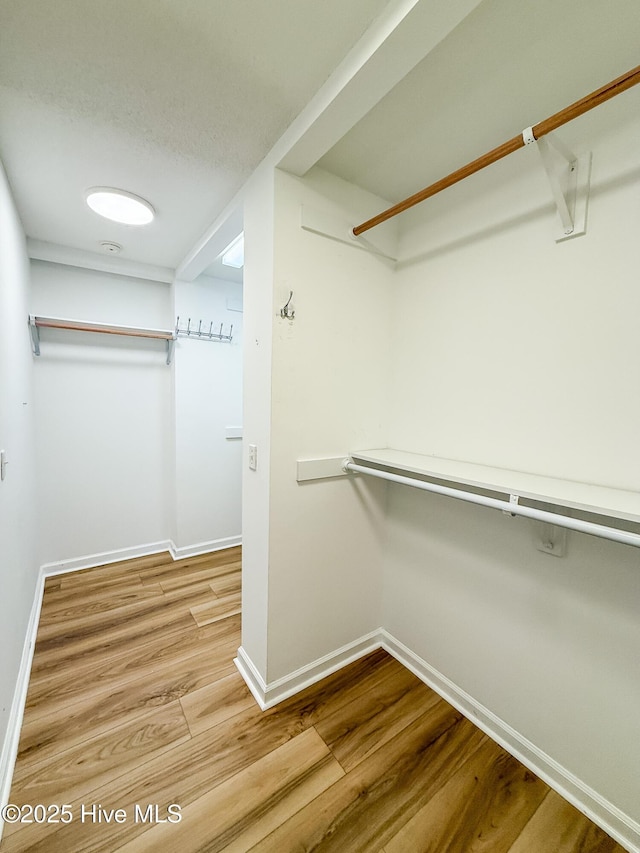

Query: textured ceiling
[[3, 0, 639, 273], [0, 0, 389, 268], [319, 0, 640, 206]]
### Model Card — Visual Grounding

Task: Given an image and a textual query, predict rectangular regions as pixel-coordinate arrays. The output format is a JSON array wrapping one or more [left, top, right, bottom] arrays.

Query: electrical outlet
[[248, 444, 258, 471], [0, 450, 6, 481]]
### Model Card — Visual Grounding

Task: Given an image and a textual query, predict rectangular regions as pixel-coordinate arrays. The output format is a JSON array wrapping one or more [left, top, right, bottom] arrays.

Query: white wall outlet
[[248, 444, 258, 471], [0, 449, 7, 481]]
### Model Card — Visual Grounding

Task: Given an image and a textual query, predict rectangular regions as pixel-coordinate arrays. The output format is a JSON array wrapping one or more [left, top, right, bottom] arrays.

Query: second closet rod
[[352, 63, 640, 236]]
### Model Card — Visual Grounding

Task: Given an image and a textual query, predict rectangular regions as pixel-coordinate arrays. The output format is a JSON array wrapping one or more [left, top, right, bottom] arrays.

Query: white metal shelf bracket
[[300, 205, 398, 262], [29, 317, 41, 356], [523, 129, 591, 242]]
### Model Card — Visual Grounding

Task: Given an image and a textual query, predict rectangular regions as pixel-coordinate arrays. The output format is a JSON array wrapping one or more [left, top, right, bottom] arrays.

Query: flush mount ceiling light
[[85, 188, 155, 225], [221, 233, 244, 268]]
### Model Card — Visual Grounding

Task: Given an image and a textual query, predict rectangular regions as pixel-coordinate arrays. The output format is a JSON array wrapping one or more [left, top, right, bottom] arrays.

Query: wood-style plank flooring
[[3, 547, 626, 852]]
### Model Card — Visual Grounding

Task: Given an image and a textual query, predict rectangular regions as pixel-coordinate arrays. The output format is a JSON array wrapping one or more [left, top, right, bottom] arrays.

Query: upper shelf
[[28, 315, 177, 364], [350, 448, 640, 524]]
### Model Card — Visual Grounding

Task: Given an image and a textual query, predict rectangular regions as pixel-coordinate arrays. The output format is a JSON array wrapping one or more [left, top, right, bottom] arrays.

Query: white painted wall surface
[[390, 114, 640, 489], [0, 161, 38, 776], [263, 167, 393, 681], [240, 168, 276, 679], [31, 261, 173, 565], [173, 274, 243, 552], [382, 111, 640, 821]]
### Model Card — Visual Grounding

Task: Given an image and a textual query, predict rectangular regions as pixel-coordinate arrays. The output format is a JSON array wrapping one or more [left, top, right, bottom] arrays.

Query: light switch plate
[[248, 444, 257, 471]]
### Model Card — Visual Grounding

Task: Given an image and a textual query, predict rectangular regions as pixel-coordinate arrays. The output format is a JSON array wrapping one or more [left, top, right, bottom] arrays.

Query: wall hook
[[174, 316, 233, 343], [280, 291, 295, 320]]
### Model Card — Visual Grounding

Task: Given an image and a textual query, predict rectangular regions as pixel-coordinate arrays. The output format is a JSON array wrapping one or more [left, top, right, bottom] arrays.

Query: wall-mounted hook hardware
[[174, 316, 233, 343], [280, 291, 295, 320]]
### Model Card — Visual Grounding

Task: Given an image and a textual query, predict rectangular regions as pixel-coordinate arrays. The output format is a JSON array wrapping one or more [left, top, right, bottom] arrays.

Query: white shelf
[[350, 448, 640, 525], [28, 314, 176, 364]]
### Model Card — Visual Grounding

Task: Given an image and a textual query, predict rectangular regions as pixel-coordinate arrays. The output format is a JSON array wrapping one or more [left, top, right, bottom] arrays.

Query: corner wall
[[31, 261, 173, 566], [0, 160, 39, 794], [240, 168, 276, 680], [264, 167, 393, 682], [173, 274, 243, 555], [239, 165, 396, 693]]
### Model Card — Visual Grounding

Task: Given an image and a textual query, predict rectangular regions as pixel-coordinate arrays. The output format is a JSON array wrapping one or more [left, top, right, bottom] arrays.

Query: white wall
[[241, 167, 276, 679], [240, 165, 395, 687], [390, 123, 640, 489], [382, 110, 640, 821], [262, 167, 393, 681], [173, 274, 243, 553], [31, 261, 173, 565], [0, 161, 38, 779]]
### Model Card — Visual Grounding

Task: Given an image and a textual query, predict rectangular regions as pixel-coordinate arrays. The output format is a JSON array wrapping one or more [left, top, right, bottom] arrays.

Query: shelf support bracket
[[523, 130, 591, 242], [28, 314, 40, 356], [166, 337, 176, 365], [300, 205, 398, 262], [503, 493, 520, 517]]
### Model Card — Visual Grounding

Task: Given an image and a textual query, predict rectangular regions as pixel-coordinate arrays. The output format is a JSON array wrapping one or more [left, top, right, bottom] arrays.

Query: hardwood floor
[[3, 547, 625, 852]]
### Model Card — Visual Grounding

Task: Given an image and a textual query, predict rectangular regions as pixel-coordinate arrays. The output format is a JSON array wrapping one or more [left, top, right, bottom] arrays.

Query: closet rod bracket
[[533, 134, 591, 242], [503, 494, 520, 517], [28, 315, 41, 356]]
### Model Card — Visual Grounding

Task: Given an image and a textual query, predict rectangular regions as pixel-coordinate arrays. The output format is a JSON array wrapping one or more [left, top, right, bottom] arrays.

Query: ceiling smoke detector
[[100, 241, 123, 254]]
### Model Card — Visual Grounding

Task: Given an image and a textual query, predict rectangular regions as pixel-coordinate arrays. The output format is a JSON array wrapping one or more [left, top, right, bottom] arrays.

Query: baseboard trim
[[38, 536, 243, 577], [235, 628, 639, 853], [40, 540, 174, 577], [235, 631, 382, 711], [169, 535, 242, 560], [380, 630, 640, 853], [0, 569, 46, 840], [234, 647, 268, 711]]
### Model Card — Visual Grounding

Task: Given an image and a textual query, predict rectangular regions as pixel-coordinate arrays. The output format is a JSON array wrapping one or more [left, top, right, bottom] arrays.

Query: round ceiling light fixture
[[85, 187, 155, 225]]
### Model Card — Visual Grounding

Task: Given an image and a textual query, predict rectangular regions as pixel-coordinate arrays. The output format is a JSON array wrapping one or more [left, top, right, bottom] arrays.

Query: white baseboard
[[235, 628, 640, 853], [40, 540, 174, 577], [235, 631, 382, 711], [169, 535, 242, 560], [38, 536, 243, 577], [234, 648, 269, 711], [0, 569, 46, 841], [378, 631, 640, 853]]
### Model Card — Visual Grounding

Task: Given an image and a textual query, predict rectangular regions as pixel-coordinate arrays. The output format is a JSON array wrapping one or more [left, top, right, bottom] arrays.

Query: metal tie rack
[[175, 317, 233, 343]]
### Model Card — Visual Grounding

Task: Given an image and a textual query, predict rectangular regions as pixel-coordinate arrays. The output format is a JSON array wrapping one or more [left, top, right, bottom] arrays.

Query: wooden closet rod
[[352, 63, 640, 236]]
